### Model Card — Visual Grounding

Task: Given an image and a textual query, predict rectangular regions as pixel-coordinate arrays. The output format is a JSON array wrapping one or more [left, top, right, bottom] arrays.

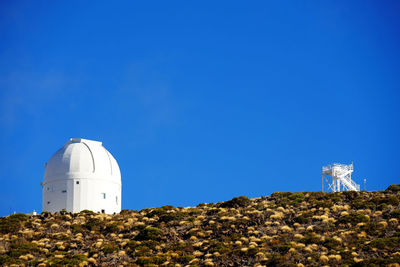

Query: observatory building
[[42, 138, 121, 214]]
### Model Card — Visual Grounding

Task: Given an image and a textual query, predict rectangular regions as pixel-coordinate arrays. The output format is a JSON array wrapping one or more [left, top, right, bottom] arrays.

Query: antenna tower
[[322, 163, 360, 192]]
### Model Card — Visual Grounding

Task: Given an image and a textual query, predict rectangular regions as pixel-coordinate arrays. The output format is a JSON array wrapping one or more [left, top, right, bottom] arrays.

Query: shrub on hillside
[[102, 242, 118, 254], [300, 233, 320, 245], [323, 237, 341, 250], [352, 197, 376, 210], [84, 218, 103, 231], [288, 192, 305, 205], [104, 222, 120, 233], [79, 209, 96, 216], [219, 196, 251, 208], [360, 222, 381, 236], [294, 211, 313, 224], [49, 254, 88, 266], [369, 236, 400, 250], [389, 209, 400, 219], [361, 255, 400, 266], [386, 184, 400, 192], [135, 226, 163, 241], [0, 255, 17, 265], [337, 212, 369, 226], [71, 224, 85, 234], [8, 241, 40, 258], [0, 213, 29, 234], [157, 210, 189, 224], [147, 205, 175, 217], [315, 199, 333, 208]]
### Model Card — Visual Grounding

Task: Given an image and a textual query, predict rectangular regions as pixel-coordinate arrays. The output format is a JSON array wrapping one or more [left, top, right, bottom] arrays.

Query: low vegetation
[[0, 185, 399, 266]]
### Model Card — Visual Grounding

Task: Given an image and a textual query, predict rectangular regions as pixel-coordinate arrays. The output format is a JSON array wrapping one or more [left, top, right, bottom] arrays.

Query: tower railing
[[322, 163, 360, 192]]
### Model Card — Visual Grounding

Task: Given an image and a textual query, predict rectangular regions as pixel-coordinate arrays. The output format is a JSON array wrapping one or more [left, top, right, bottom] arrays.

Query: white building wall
[[42, 138, 122, 214], [42, 180, 68, 213], [72, 179, 81, 212], [43, 177, 121, 214], [71, 178, 121, 213]]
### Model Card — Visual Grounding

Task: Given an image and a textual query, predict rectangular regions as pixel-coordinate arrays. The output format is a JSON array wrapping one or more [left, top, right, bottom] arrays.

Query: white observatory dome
[[42, 138, 121, 214]]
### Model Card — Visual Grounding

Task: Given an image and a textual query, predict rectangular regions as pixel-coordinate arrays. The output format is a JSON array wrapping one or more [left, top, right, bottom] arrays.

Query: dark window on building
[[76, 181, 80, 184], [47, 201, 50, 204], [62, 190, 67, 193]]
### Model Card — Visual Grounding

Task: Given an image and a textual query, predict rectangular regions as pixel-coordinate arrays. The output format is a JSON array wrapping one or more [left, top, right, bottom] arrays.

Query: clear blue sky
[[0, 1, 399, 216]]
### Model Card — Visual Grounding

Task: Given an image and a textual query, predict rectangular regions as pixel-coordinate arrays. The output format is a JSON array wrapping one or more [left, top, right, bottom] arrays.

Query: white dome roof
[[43, 138, 121, 184]]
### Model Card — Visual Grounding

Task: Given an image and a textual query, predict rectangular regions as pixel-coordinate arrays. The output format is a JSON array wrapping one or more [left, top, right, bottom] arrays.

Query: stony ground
[[1, 185, 400, 266]]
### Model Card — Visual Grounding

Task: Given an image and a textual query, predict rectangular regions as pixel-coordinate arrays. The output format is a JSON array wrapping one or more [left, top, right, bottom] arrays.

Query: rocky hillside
[[1, 185, 400, 266]]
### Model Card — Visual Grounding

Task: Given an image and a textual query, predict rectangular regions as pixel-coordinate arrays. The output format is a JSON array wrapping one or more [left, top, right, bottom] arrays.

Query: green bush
[[160, 212, 189, 223], [377, 203, 389, 211], [315, 199, 333, 208], [197, 202, 214, 208], [56, 234, 70, 240], [0, 255, 17, 265], [386, 184, 400, 192], [294, 212, 313, 224], [71, 224, 85, 234], [120, 209, 135, 215], [84, 218, 103, 231], [126, 240, 153, 256], [147, 206, 175, 219], [8, 241, 40, 258], [371, 195, 399, 206], [247, 247, 259, 256], [136, 226, 163, 241], [153, 255, 168, 264], [126, 240, 141, 250], [209, 241, 231, 254], [389, 209, 400, 219], [79, 209, 96, 216], [136, 256, 155, 265], [59, 209, 68, 215], [341, 190, 359, 200], [41, 211, 51, 217], [360, 255, 400, 266], [300, 233, 320, 245], [352, 198, 376, 210], [323, 237, 341, 250], [134, 245, 152, 257], [104, 223, 120, 233], [266, 253, 289, 266], [219, 196, 251, 208], [0, 213, 29, 234], [9, 213, 29, 221], [383, 195, 399, 206], [271, 192, 292, 207], [178, 254, 195, 264], [275, 243, 290, 254], [337, 212, 369, 226], [187, 207, 202, 216], [287, 192, 305, 206], [271, 192, 292, 198], [50, 254, 87, 266], [102, 242, 118, 254], [360, 222, 381, 236], [370, 237, 400, 249], [136, 255, 167, 266]]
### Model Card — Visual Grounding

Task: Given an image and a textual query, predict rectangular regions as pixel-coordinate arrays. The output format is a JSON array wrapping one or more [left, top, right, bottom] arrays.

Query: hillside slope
[[1, 185, 400, 266]]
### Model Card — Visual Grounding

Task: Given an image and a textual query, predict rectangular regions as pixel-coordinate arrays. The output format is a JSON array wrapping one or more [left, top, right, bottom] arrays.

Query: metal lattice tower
[[322, 163, 360, 192]]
